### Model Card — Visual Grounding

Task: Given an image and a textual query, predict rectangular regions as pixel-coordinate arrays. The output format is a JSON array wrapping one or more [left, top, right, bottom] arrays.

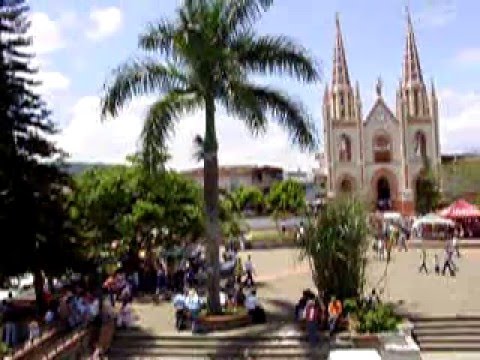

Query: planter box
[[198, 312, 251, 332], [350, 334, 381, 348]]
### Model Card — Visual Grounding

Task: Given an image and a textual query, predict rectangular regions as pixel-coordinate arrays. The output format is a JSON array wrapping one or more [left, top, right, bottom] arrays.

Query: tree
[[267, 179, 306, 221], [441, 158, 480, 203], [101, 0, 319, 313], [0, 0, 77, 310], [231, 186, 265, 214], [415, 158, 441, 215], [70, 159, 205, 261], [299, 197, 369, 300]]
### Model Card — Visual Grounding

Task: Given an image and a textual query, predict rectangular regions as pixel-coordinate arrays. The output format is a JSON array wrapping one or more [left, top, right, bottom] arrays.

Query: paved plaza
[[132, 247, 480, 332], [128, 246, 480, 358]]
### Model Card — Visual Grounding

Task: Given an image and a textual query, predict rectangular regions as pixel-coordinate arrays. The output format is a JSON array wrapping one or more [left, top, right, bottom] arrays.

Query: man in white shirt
[[173, 291, 186, 330], [245, 290, 258, 311], [185, 289, 201, 333]]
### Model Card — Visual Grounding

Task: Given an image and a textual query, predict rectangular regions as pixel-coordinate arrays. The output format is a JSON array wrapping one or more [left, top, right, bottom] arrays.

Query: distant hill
[[64, 162, 113, 175]]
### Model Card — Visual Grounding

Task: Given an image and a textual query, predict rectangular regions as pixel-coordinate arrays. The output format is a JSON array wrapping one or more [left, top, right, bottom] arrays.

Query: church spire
[[400, 7, 429, 118], [402, 7, 424, 87], [332, 12, 351, 88], [329, 13, 355, 121]]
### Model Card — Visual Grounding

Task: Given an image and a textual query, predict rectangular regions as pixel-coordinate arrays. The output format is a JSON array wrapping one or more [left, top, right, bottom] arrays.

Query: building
[[181, 165, 283, 193], [284, 169, 320, 203], [323, 11, 441, 214]]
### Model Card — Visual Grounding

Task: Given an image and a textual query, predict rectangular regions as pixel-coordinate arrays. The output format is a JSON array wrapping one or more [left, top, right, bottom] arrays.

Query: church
[[323, 11, 441, 215]]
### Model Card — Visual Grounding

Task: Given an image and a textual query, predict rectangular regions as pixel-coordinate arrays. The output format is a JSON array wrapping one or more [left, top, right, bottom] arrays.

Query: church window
[[373, 133, 392, 163], [413, 89, 418, 115], [339, 92, 345, 118], [414, 131, 427, 159], [339, 134, 352, 162]]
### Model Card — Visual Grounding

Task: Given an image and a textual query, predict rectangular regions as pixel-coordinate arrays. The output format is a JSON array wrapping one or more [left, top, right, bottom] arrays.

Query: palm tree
[[101, 0, 319, 313]]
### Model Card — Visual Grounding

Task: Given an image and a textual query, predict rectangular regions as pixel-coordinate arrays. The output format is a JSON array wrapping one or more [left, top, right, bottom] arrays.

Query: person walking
[[244, 255, 255, 287], [452, 230, 461, 258], [234, 256, 243, 285], [442, 245, 455, 276], [2, 299, 17, 348], [418, 248, 428, 274], [434, 254, 440, 274]]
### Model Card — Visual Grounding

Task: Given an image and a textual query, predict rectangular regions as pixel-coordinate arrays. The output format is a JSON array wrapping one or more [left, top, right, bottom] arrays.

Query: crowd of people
[[1, 280, 102, 351], [419, 230, 460, 277], [294, 289, 344, 345], [170, 247, 265, 333], [373, 219, 411, 262]]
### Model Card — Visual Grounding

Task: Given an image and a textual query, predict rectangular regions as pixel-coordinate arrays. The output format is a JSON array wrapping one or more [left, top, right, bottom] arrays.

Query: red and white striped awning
[[439, 199, 480, 219]]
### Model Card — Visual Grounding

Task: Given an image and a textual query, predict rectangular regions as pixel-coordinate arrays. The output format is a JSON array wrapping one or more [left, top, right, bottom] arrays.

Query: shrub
[[353, 303, 401, 334]]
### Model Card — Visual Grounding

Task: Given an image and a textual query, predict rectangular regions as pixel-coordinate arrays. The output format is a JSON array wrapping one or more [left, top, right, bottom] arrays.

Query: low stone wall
[[198, 312, 251, 332]]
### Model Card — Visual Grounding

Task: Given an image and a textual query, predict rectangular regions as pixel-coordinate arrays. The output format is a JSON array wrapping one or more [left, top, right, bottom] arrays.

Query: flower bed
[[198, 309, 251, 332]]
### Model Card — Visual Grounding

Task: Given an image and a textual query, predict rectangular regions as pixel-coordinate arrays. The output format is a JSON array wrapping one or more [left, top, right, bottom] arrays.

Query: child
[[434, 254, 440, 274]]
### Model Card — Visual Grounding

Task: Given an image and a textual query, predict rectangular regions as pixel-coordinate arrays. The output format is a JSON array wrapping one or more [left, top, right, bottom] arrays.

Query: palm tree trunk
[[33, 268, 45, 314], [203, 95, 222, 314]]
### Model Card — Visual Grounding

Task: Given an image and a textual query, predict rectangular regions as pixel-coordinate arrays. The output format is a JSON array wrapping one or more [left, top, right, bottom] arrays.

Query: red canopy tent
[[439, 199, 480, 219]]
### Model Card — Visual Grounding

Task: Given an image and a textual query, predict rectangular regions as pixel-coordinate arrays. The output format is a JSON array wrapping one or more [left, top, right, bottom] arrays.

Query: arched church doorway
[[377, 177, 391, 210], [340, 178, 353, 193]]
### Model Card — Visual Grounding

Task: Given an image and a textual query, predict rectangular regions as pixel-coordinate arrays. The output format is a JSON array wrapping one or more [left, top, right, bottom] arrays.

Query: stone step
[[108, 346, 330, 359], [415, 335, 480, 343], [114, 339, 323, 349], [410, 316, 480, 322], [412, 321, 480, 329], [418, 342, 480, 352], [414, 328, 480, 336]]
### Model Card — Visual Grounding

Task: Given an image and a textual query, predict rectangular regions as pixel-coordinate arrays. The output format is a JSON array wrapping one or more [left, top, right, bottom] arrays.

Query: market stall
[[438, 199, 480, 238], [412, 213, 455, 240]]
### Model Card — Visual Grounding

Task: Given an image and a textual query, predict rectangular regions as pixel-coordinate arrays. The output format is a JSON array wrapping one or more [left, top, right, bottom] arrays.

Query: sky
[[28, 0, 480, 171]]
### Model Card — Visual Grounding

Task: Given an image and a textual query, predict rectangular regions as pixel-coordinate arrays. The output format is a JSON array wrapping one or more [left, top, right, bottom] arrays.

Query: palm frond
[[224, 0, 273, 32], [138, 19, 177, 56], [232, 34, 320, 82], [141, 91, 201, 173], [221, 81, 267, 135], [230, 83, 317, 151], [101, 60, 188, 118]]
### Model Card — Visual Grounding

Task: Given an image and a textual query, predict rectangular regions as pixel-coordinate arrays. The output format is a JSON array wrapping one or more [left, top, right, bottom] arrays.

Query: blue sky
[[29, 0, 480, 171]]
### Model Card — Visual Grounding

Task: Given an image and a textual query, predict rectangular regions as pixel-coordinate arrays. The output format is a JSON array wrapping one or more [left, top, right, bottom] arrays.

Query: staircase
[[411, 315, 480, 352], [108, 328, 353, 359]]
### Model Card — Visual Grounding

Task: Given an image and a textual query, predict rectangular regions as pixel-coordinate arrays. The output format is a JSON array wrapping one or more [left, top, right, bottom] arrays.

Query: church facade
[[323, 12, 441, 214]]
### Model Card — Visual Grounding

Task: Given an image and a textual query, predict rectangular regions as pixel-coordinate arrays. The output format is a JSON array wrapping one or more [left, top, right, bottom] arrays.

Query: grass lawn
[[248, 229, 296, 245]]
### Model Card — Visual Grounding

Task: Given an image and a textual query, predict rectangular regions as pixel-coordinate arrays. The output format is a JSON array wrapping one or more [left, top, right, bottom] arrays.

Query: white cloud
[[454, 48, 480, 65], [438, 88, 480, 153], [415, 0, 456, 28], [86, 7, 123, 41], [55, 96, 319, 171], [55, 96, 154, 163], [29, 12, 65, 55], [37, 71, 71, 95]]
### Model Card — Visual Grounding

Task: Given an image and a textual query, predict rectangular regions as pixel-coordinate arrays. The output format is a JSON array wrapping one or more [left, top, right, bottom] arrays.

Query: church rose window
[[373, 134, 392, 163], [339, 134, 352, 162]]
